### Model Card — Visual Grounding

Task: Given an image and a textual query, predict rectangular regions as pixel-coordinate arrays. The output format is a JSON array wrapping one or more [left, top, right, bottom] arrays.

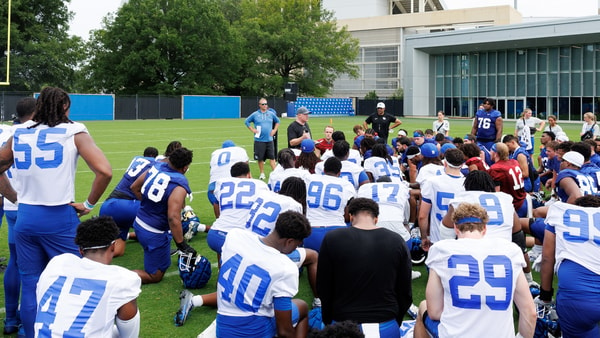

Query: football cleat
[[3, 317, 21, 335], [174, 290, 194, 327], [407, 226, 427, 265], [178, 252, 212, 289]]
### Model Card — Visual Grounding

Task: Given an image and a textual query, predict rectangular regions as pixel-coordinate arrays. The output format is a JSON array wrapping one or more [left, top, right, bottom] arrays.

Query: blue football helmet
[[181, 206, 201, 240], [407, 226, 427, 265], [178, 252, 212, 289], [534, 300, 561, 338]]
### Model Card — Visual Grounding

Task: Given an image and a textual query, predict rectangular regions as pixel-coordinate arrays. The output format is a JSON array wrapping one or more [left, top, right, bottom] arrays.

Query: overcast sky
[[67, 0, 598, 39]]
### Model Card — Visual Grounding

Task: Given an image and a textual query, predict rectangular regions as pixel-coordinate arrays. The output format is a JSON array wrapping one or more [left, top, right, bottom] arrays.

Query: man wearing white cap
[[363, 102, 402, 144], [555, 143, 600, 204]]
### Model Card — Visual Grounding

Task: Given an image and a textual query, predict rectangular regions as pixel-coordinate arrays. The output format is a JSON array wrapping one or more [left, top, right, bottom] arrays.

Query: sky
[[67, 0, 598, 39]]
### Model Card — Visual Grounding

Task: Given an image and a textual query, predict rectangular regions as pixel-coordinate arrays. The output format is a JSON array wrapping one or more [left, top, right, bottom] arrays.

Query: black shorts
[[254, 141, 275, 161]]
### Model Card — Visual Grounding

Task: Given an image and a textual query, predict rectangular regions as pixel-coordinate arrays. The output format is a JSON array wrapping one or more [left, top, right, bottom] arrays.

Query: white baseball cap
[[562, 151, 584, 168], [377, 102, 385, 109]]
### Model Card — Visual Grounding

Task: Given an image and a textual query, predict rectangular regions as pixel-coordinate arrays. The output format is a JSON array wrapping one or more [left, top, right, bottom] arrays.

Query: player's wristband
[[539, 287, 554, 302], [83, 200, 95, 210]]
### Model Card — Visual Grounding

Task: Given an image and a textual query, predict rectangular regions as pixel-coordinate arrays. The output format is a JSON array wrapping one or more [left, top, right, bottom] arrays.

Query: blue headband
[[455, 217, 483, 225]]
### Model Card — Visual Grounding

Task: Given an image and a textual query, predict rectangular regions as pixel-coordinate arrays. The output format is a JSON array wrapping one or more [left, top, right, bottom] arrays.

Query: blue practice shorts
[[216, 301, 300, 337], [422, 311, 440, 338], [286, 248, 306, 268], [207, 229, 228, 254], [303, 226, 346, 253], [529, 218, 547, 242], [359, 319, 401, 338], [556, 260, 600, 338], [99, 198, 140, 240], [133, 222, 171, 274]]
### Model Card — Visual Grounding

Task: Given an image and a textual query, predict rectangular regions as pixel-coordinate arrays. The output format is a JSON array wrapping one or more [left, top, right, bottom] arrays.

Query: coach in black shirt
[[287, 106, 312, 149], [363, 102, 402, 143]]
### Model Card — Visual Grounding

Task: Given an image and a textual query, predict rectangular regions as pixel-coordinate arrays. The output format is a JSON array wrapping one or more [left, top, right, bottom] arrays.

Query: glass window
[[571, 73, 581, 96], [559, 73, 570, 96], [453, 75, 461, 96], [488, 52, 497, 74], [537, 74, 547, 96], [537, 49, 547, 72], [498, 51, 506, 74], [571, 46, 582, 71], [507, 51, 516, 73], [497, 75, 506, 96], [487, 75, 496, 95], [517, 74, 526, 96], [375, 81, 398, 89], [507, 74, 516, 96], [571, 97, 582, 121], [469, 75, 478, 97], [478, 75, 487, 96], [436, 77, 444, 96], [558, 97, 569, 120], [444, 77, 452, 96], [527, 50, 536, 73], [559, 47, 570, 71], [436, 98, 444, 114], [517, 51, 526, 73], [363, 47, 398, 62], [583, 97, 594, 115], [536, 98, 547, 119], [478, 53, 487, 74], [548, 48, 558, 72], [527, 74, 536, 95], [583, 45, 594, 71], [436, 55, 444, 76], [549, 74, 558, 96], [471, 54, 479, 75]]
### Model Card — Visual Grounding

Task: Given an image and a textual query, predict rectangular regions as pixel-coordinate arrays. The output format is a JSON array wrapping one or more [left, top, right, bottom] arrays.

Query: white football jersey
[[315, 160, 367, 190], [212, 177, 270, 232], [357, 182, 409, 223], [362, 157, 403, 183], [450, 191, 515, 241], [0, 124, 17, 211], [546, 202, 600, 275], [217, 229, 299, 318], [35, 253, 141, 338], [320, 148, 362, 164], [421, 173, 465, 242], [415, 163, 444, 187], [268, 167, 309, 192], [426, 237, 526, 338], [12, 120, 87, 205], [245, 190, 303, 237], [209, 147, 249, 184], [305, 174, 356, 227]]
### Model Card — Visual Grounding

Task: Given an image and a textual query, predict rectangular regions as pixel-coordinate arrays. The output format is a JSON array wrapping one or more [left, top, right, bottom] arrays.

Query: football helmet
[[181, 206, 201, 240], [178, 252, 212, 289], [407, 225, 427, 265], [534, 299, 561, 338]]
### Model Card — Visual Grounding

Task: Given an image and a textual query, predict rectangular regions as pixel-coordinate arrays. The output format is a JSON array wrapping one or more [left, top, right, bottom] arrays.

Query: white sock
[[524, 271, 533, 284], [192, 295, 204, 307], [197, 224, 207, 233]]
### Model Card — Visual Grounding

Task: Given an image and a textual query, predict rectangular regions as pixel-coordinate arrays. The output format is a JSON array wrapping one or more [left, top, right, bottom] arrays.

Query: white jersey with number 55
[[12, 120, 87, 205]]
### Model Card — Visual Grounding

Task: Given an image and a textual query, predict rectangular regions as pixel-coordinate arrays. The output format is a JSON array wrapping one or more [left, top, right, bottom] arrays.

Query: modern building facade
[[404, 15, 600, 120], [325, 0, 600, 120]]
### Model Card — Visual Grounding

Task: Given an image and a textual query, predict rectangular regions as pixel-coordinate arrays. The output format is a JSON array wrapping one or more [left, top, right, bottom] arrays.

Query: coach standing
[[287, 106, 312, 150], [363, 102, 402, 143], [245, 98, 280, 180]]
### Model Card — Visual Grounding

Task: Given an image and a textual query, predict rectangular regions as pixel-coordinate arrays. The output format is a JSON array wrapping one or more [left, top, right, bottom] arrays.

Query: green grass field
[[0, 116, 582, 337]]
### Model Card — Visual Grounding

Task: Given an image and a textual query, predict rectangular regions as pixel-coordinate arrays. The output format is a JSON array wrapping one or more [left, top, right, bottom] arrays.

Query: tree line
[[0, 0, 359, 97]]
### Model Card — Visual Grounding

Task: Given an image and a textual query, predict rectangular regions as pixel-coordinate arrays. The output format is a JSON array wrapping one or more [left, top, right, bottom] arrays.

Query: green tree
[[84, 0, 243, 95], [0, 0, 83, 91], [236, 0, 359, 97], [364, 90, 378, 100]]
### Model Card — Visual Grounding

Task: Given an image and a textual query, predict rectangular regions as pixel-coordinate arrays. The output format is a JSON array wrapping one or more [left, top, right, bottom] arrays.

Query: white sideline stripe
[[0, 307, 4, 314]]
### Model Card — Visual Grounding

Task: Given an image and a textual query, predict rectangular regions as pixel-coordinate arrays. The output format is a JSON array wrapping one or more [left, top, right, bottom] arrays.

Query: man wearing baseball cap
[[287, 106, 312, 149], [363, 102, 402, 144]]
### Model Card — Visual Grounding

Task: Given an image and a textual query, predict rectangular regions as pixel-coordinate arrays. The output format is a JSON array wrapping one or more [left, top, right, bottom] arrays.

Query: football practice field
[[0, 115, 581, 337]]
